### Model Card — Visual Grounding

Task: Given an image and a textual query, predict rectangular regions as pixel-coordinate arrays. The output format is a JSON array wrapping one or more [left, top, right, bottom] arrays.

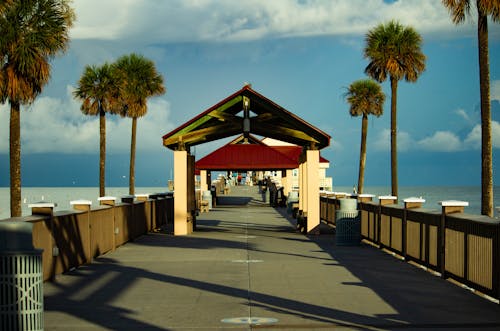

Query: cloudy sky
[[0, 0, 499, 187]]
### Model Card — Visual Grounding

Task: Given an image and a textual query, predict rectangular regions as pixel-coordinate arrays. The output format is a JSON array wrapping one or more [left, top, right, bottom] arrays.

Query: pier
[[41, 185, 500, 330]]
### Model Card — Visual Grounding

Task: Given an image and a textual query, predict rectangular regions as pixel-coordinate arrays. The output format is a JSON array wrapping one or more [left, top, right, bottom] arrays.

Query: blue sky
[[0, 0, 499, 187]]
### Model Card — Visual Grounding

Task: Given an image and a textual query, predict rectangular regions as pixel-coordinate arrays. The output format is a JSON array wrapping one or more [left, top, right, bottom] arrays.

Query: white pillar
[[306, 150, 320, 233]]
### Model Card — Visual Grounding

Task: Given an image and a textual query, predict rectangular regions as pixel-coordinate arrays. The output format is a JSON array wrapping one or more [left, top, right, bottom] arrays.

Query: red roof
[[195, 144, 298, 170], [270, 146, 329, 164]]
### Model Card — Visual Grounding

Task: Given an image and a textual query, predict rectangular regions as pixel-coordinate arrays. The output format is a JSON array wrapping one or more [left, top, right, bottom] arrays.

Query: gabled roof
[[194, 134, 330, 171], [195, 144, 298, 170], [228, 134, 265, 145], [162, 84, 330, 150]]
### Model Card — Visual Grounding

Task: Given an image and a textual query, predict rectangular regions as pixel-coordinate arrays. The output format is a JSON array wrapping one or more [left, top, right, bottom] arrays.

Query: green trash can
[[0, 221, 44, 331]]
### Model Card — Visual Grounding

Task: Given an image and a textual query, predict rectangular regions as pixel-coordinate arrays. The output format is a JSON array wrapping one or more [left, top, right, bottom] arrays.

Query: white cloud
[[372, 128, 414, 152], [417, 131, 462, 152], [0, 86, 173, 155], [491, 80, 500, 102], [455, 108, 471, 122], [465, 121, 500, 149], [69, 0, 474, 44], [370, 127, 499, 153]]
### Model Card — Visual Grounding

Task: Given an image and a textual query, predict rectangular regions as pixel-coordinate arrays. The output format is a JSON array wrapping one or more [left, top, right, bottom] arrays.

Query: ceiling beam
[[163, 123, 241, 147]]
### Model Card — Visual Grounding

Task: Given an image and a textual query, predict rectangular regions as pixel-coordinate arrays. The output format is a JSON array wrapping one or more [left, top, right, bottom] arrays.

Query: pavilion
[[162, 84, 331, 235]]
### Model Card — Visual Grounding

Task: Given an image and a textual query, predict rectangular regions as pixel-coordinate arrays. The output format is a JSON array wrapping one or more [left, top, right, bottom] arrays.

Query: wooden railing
[[1, 194, 173, 281], [320, 195, 500, 301]]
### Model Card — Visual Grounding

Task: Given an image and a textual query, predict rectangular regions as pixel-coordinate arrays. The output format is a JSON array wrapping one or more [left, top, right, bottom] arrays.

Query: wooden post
[[98, 196, 116, 206], [70, 200, 92, 212], [438, 200, 468, 278], [402, 197, 425, 260], [28, 202, 56, 216]]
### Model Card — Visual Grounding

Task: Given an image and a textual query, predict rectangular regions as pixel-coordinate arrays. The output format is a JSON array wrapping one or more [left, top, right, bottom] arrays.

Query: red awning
[[195, 144, 298, 170]]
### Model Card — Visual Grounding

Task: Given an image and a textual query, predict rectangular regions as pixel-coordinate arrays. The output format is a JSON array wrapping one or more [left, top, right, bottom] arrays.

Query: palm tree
[[442, 0, 500, 217], [364, 20, 426, 199], [113, 54, 165, 195], [0, 0, 74, 217], [345, 79, 385, 194], [74, 63, 118, 197]]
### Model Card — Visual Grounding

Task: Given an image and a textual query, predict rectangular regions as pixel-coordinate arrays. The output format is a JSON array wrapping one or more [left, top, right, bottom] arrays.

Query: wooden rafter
[[163, 122, 240, 147], [162, 85, 330, 150], [250, 119, 319, 144]]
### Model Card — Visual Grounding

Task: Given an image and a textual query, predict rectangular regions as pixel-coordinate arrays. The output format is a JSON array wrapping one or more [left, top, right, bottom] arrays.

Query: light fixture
[[243, 96, 250, 138]]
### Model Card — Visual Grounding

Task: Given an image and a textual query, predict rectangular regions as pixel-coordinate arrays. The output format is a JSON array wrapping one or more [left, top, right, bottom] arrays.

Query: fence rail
[[320, 196, 500, 301], [0, 195, 173, 281]]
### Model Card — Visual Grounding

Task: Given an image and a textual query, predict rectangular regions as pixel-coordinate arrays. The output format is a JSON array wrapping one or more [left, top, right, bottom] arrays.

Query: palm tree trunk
[[99, 108, 106, 197], [129, 117, 137, 196], [390, 76, 398, 199], [10, 101, 22, 217], [358, 113, 368, 194], [477, 8, 493, 217]]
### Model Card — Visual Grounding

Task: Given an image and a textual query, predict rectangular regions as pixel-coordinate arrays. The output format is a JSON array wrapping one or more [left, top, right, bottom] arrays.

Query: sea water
[[0, 186, 499, 220], [0, 187, 166, 220]]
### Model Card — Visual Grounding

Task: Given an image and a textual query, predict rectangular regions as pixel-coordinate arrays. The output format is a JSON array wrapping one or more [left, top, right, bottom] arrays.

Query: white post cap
[[358, 194, 375, 198], [70, 200, 92, 206], [378, 195, 397, 200], [98, 196, 117, 201], [403, 197, 426, 203], [439, 200, 469, 207], [28, 202, 57, 208], [135, 193, 150, 198]]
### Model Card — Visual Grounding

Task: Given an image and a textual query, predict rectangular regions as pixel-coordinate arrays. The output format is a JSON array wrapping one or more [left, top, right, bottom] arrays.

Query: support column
[[306, 150, 320, 233], [282, 169, 293, 197], [174, 150, 193, 235], [200, 170, 208, 191], [298, 161, 304, 212], [187, 154, 196, 232], [302, 158, 308, 214]]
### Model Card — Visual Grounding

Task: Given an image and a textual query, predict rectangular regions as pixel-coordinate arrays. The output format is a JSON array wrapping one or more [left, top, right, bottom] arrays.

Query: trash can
[[335, 199, 360, 246], [0, 221, 44, 331], [202, 190, 212, 210]]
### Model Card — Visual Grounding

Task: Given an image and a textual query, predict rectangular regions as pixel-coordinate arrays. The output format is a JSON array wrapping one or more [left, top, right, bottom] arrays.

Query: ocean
[[0, 186, 499, 220]]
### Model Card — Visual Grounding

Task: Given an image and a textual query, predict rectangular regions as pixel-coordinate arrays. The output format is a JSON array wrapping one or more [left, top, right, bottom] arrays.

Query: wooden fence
[[1, 195, 173, 281], [320, 195, 500, 301]]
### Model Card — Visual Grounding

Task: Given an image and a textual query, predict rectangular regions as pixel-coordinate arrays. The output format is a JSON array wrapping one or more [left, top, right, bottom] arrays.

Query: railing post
[[28, 202, 56, 216], [98, 196, 117, 206], [403, 198, 425, 260], [70, 200, 92, 263], [98, 196, 117, 250], [70, 199, 92, 212], [438, 200, 468, 279], [378, 196, 397, 246], [357, 194, 374, 203]]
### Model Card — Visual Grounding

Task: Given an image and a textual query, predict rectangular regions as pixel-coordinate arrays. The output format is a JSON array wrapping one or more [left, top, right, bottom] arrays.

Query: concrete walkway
[[44, 186, 500, 330]]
